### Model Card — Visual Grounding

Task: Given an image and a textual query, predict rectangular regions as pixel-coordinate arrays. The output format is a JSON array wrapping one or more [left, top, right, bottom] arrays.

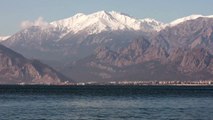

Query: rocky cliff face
[[175, 48, 212, 73], [0, 44, 70, 84], [153, 18, 213, 52], [64, 40, 213, 82], [93, 38, 168, 67]]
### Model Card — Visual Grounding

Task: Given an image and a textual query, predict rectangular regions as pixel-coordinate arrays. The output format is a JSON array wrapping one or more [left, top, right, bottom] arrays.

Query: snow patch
[[0, 36, 10, 42], [169, 15, 213, 27]]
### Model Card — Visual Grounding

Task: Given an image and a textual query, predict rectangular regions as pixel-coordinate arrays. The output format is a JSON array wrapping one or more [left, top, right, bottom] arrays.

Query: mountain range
[[1, 11, 213, 83], [0, 44, 71, 84], [2, 11, 164, 62]]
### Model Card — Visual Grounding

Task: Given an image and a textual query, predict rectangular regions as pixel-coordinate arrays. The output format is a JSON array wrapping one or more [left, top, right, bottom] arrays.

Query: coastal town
[[75, 80, 213, 86]]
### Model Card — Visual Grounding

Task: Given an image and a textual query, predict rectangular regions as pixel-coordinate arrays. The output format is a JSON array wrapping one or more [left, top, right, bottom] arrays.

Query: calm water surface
[[0, 85, 212, 120]]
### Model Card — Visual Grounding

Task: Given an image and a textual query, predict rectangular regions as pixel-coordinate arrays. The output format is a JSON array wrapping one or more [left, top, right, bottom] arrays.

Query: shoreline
[[0, 84, 213, 87]]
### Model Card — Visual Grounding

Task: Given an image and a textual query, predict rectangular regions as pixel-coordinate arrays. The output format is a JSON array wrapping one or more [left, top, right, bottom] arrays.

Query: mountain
[[92, 38, 168, 67], [63, 42, 213, 82], [61, 15, 213, 82], [0, 36, 10, 42], [61, 41, 178, 82], [2, 12, 213, 82], [154, 16, 213, 52], [51, 11, 164, 34], [0, 44, 71, 84], [3, 26, 65, 61], [169, 15, 213, 27], [2, 11, 164, 63]]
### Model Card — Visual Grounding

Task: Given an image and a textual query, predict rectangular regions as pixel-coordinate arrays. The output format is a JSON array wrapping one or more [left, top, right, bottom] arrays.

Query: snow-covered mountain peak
[[169, 14, 213, 27], [93, 10, 109, 16], [0, 36, 10, 42], [109, 11, 132, 17], [89, 11, 115, 22], [141, 18, 160, 23], [73, 13, 85, 18], [51, 11, 164, 35], [140, 18, 165, 31]]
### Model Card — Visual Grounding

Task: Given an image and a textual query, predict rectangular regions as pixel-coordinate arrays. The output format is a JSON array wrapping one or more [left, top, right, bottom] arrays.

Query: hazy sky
[[0, 0, 213, 35]]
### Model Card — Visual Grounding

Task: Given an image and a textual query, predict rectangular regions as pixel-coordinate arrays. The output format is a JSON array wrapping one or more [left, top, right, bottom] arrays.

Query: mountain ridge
[[0, 44, 72, 84], [0, 36, 10, 42], [2, 12, 213, 38], [50, 11, 164, 36]]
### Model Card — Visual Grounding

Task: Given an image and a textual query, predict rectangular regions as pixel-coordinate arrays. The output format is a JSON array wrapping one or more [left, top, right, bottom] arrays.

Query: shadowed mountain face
[[0, 44, 71, 84]]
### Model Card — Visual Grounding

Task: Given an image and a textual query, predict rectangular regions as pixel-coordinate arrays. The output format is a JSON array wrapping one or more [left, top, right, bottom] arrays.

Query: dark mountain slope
[[0, 44, 72, 84]]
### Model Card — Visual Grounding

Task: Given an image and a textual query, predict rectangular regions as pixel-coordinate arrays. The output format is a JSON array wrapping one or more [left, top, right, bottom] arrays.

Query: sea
[[0, 85, 212, 120]]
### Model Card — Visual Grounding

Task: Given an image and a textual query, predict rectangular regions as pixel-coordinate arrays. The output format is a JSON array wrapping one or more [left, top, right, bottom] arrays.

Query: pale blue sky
[[0, 0, 213, 35]]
